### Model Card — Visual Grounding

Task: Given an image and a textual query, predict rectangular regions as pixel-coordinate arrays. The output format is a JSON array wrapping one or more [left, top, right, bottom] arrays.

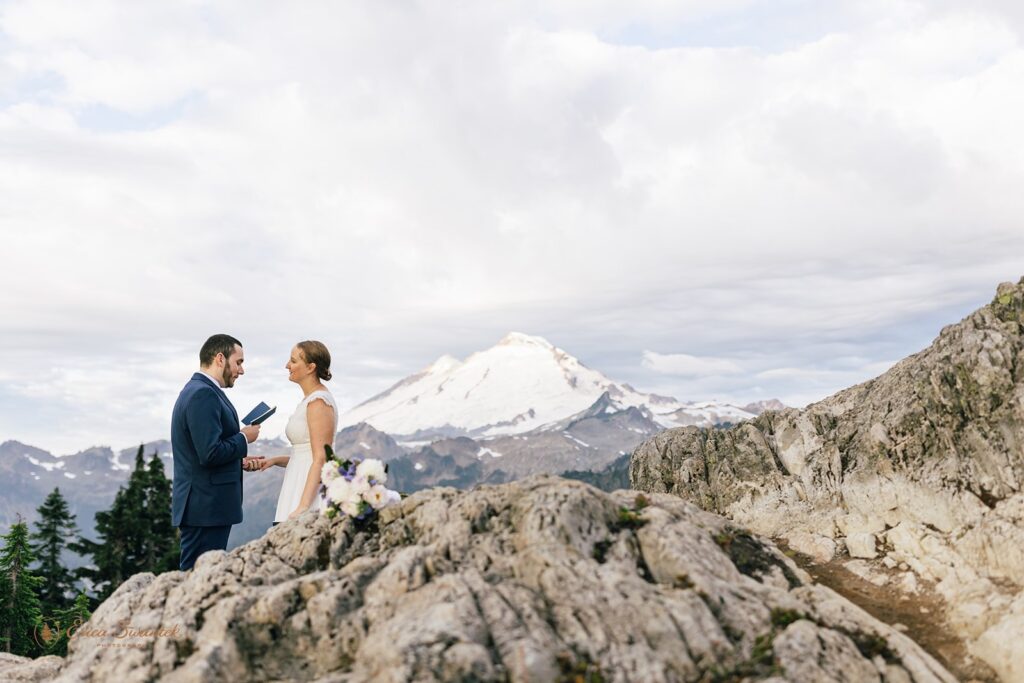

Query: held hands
[[242, 455, 265, 472], [240, 424, 261, 471], [242, 455, 284, 472], [258, 456, 280, 471]]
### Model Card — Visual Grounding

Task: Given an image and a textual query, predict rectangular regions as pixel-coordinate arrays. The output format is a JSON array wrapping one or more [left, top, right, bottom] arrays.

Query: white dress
[[274, 389, 338, 522]]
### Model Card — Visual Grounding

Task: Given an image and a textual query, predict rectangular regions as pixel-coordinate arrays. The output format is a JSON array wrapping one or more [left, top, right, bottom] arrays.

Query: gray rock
[[3, 477, 953, 682], [0, 653, 63, 681], [630, 278, 1024, 681]]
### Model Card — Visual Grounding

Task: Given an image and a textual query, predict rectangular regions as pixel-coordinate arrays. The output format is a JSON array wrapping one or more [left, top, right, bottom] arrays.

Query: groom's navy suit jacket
[[170, 373, 246, 527]]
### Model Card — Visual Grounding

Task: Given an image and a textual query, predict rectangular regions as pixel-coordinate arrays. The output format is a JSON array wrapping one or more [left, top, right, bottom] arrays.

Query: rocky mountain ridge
[[629, 278, 1024, 681], [1, 476, 955, 682]]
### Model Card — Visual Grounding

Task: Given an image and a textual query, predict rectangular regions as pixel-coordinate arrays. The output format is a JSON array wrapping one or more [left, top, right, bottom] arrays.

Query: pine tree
[[142, 451, 178, 573], [71, 446, 178, 599], [40, 592, 91, 657], [30, 488, 79, 617], [70, 493, 129, 600], [0, 518, 45, 656]]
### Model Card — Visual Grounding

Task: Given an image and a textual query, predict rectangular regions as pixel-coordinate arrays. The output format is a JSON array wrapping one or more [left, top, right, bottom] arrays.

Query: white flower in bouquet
[[321, 463, 340, 485], [349, 474, 371, 495], [340, 499, 363, 517], [356, 458, 387, 484], [384, 489, 402, 506], [364, 484, 390, 510], [327, 476, 353, 504]]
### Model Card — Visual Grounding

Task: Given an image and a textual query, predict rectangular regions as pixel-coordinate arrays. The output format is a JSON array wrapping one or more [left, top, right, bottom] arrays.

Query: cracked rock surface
[[630, 278, 1024, 681], [4, 477, 952, 682]]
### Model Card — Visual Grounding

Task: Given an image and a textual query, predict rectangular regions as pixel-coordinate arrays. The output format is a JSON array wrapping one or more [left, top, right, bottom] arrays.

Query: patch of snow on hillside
[[563, 433, 590, 448], [398, 440, 431, 449], [477, 447, 503, 459], [110, 451, 130, 471], [25, 454, 64, 471]]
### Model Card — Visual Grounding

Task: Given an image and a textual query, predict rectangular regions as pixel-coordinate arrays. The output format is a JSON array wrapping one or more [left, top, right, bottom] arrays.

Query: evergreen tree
[[40, 592, 91, 657], [30, 488, 79, 616], [71, 445, 178, 599], [142, 450, 178, 573], [0, 518, 44, 656]]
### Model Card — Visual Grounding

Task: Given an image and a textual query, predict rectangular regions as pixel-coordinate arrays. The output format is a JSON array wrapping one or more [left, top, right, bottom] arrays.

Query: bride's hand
[[257, 457, 277, 471], [287, 508, 303, 520]]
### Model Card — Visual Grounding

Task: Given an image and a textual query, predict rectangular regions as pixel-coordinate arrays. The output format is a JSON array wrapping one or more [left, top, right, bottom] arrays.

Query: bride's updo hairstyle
[[297, 340, 332, 381]]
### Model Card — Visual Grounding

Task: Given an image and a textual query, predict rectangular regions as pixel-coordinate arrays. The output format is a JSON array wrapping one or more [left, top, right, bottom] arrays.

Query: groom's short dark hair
[[200, 334, 242, 366]]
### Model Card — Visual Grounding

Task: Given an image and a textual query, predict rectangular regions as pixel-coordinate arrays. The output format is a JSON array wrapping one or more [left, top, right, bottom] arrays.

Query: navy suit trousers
[[179, 524, 231, 571]]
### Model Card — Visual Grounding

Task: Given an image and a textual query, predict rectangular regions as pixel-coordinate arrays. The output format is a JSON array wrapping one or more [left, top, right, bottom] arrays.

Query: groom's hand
[[241, 424, 261, 443], [242, 455, 265, 472]]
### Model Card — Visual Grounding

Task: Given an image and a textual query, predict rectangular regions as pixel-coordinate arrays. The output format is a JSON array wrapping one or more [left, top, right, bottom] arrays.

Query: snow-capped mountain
[[339, 332, 758, 438]]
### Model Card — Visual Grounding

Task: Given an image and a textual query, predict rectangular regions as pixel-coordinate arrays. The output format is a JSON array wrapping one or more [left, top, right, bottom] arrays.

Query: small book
[[242, 402, 277, 425]]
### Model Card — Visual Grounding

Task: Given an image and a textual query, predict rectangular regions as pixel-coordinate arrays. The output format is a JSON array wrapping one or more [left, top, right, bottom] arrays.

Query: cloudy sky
[[2, 0, 1024, 454]]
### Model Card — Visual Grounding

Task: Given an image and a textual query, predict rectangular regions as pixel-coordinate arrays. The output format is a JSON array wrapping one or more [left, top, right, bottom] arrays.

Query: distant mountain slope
[[339, 331, 758, 438]]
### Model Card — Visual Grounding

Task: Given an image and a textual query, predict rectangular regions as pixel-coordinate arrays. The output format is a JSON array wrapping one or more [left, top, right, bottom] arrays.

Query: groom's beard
[[222, 365, 234, 388]]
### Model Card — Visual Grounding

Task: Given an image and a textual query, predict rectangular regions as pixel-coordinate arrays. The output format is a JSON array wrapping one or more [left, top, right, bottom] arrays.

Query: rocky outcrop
[[630, 278, 1024, 681], [335, 422, 409, 462], [6, 477, 952, 682]]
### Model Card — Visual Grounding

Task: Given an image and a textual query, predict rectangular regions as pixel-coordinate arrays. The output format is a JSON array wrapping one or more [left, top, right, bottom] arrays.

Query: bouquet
[[319, 445, 401, 520]]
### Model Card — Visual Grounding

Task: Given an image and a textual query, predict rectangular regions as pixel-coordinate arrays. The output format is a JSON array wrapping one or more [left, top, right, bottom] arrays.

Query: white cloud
[[755, 362, 895, 382], [1, 1, 1024, 451], [642, 351, 742, 377]]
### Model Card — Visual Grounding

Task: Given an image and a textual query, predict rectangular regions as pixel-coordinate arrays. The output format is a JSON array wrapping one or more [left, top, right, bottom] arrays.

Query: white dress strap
[[304, 390, 336, 411], [303, 390, 338, 431], [305, 390, 331, 402]]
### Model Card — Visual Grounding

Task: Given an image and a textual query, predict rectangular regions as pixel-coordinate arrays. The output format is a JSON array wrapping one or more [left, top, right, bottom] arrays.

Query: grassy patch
[[674, 573, 694, 590], [709, 632, 782, 682], [611, 495, 651, 531], [846, 630, 898, 663], [555, 650, 605, 683], [770, 608, 804, 629]]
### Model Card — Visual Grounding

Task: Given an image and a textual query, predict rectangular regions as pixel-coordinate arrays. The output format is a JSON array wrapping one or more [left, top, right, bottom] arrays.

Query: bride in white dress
[[259, 340, 338, 523]]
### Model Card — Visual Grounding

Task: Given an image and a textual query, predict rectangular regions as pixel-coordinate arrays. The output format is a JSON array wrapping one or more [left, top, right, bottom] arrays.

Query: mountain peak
[[425, 354, 462, 374], [741, 399, 788, 415], [338, 332, 749, 438], [496, 332, 553, 349]]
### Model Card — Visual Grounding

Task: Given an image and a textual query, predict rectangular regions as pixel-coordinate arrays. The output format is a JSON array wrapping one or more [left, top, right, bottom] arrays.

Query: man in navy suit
[[171, 334, 262, 571]]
